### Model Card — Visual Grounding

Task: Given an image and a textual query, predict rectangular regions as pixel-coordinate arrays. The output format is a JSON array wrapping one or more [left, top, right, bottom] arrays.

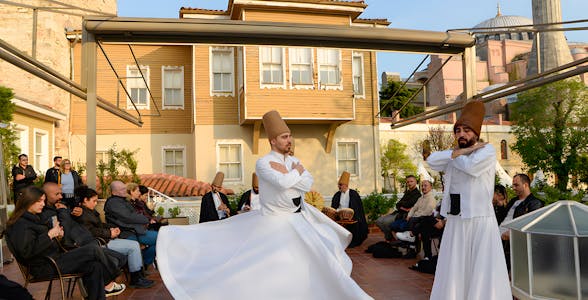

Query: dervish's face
[[454, 125, 478, 148], [421, 181, 432, 194], [271, 132, 292, 155], [338, 183, 349, 192]]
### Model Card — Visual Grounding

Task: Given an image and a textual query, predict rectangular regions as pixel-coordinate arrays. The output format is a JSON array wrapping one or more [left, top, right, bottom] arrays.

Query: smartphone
[[51, 215, 58, 227]]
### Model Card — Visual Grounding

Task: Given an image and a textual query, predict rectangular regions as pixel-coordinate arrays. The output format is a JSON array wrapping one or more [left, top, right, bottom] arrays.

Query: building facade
[[68, 0, 387, 196]]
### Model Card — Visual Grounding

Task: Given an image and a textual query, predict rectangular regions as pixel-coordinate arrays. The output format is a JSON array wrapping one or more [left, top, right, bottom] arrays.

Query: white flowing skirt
[[156, 205, 373, 300], [430, 215, 512, 300]]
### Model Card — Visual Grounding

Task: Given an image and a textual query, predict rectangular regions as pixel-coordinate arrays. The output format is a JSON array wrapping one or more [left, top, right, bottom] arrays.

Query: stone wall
[[0, 0, 116, 155]]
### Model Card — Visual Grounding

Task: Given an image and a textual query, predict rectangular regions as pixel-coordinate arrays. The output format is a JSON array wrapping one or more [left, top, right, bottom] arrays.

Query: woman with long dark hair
[[4, 186, 126, 299], [74, 185, 154, 288]]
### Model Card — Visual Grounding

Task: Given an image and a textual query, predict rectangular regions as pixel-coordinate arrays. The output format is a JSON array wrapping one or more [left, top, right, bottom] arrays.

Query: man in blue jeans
[[105, 181, 158, 270]]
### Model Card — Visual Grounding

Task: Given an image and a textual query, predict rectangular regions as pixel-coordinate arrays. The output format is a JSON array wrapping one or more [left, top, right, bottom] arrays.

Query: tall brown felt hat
[[338, 171, 350, 185], [212, 172, 224, 187], [262, 110, 290, 140], [252, 172, 258, 189], [454, 101, 485, 136]]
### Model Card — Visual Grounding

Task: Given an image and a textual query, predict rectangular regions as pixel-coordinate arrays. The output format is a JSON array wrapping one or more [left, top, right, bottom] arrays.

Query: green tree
[[379, 80, 424, 118], [380, 139, 417, 193], [0, 86, 20, 191], [510, 79, 588, 191]]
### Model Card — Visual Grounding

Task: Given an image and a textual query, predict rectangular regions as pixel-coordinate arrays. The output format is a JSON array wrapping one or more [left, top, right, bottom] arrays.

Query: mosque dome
[[472, 6, 534, 44]]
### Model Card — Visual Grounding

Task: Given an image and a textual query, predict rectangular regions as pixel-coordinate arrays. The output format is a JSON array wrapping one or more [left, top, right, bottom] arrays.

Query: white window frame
[[289, 47, 314, 89], [96, 150, 111, 165], [126, 65, 150, 110], [259, 46, 286, 89], [352, 52, 365, 99], [210, 47, 235, 97], [336, 139, 360, 179], [161, 66, 185, 110], [161, 145, 186, 177], [12, 123, 29, 155], [317, 48, 342, 90], [33, 128, 49, 173], [216, 141, 244, 183]]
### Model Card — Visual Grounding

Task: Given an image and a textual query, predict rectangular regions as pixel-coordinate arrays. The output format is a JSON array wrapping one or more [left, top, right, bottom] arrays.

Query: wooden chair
[[6, 238, 87, 300]]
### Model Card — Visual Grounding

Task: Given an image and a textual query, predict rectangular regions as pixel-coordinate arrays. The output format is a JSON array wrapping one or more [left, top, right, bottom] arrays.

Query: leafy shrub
[[362, 192, 397, 224], [168, 206, 181, 218]]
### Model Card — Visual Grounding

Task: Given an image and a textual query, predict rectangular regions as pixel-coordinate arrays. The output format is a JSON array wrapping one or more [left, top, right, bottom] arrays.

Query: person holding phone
[[426, 101, 511, 300], [3, 186, 126, 299]]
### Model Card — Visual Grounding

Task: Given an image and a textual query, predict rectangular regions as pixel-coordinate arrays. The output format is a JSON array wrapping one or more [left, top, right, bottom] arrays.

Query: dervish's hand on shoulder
[[270, 161, 288, 174], [451, 142, 488, 159], [292, 162, 305, 175]]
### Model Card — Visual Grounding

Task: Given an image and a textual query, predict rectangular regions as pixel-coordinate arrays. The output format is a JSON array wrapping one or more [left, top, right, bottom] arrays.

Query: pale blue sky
[[117, 0, 588, 80]]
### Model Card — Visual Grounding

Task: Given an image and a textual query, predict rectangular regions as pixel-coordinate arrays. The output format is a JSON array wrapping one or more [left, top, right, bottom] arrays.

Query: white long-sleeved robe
[[156, 150, 372, 300], [427, 144, 512, 300]]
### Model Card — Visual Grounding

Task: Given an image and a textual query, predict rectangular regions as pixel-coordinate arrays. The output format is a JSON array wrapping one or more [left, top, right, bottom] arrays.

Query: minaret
[[526, 0, 573, 75]]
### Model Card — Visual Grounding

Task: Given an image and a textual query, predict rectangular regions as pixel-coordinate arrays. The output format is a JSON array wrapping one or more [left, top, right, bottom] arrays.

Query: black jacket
[[11, 165, 37, 193], [200, 191, 234, 223], [104, 195, 149, 238], [74, 206, 116, 242], [6, 212, 61, 268], [506, 193, 544, 220], [39, 205, 95, 249], [331, 189, 369, 247], [44, 167, 60, 184], [237, 190, 253, 211], [395, 188, 422, 220]]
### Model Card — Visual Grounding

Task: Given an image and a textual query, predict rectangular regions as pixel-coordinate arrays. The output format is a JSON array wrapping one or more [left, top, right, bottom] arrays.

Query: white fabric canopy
[[417, 161, 434, 183], [495, 161, 512, 186]]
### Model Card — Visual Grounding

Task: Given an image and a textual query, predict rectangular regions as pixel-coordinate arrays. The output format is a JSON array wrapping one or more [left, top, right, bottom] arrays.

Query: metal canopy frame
[[80, 16, 477, 188]]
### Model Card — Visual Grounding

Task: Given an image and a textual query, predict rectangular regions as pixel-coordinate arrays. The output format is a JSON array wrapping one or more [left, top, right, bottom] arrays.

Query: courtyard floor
[[1, 231, 434, 299]]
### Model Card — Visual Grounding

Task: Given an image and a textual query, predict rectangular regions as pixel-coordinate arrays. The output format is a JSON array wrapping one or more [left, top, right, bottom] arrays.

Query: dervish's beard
[[458, 137, 476, 148]]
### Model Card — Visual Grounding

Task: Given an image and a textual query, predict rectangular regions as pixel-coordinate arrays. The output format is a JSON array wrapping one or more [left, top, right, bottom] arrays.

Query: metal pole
[[32, 8, 37, 59], [82, 27, 97, 189]]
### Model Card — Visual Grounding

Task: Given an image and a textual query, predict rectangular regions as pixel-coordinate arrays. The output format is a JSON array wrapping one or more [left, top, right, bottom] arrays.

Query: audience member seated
[[376, 175, 421, 241], [395, 180, 437, 244], [4, 186, 126, 299], [74, 185, 154, 288], [200, 172, 235, 223], [39, 182, 126, 279], [408, 201, 446, 265], [105, 181, 158, 270], [331, 171, 368, 248], [128, 183, 167, 231], [493, 184, 509, 224], [237, 173, 260, 213], [500, 174, 544, 269]]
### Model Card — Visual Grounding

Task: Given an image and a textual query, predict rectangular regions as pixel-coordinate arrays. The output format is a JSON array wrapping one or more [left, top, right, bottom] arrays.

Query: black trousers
[[32, 243, 114, 300], [412, 216, 443, 259]]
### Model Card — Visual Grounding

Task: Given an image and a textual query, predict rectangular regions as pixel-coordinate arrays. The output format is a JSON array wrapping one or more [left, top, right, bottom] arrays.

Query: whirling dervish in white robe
[[157, 111, 372, 300]]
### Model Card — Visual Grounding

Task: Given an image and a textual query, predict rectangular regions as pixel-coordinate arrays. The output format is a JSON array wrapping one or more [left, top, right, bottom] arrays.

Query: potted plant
[[166, 206, 189, 225], [362, 192, 397, 224]]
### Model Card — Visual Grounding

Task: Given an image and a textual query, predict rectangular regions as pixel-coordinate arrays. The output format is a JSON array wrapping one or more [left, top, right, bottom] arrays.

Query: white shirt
[[500, 199, 523, 234], [212, 192, 226, 219], [256, 151, 313, 215], [427, 144, 496, 218], [338, 190, 350, 209], [249, 191, 260, 211]]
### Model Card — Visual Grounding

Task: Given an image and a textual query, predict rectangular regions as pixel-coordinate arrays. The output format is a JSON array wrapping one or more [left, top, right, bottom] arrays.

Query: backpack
[[365, 241, 403, 258]]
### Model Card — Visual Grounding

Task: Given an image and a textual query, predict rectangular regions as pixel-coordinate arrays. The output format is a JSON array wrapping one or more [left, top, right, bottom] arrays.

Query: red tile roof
[[139, 174, 234, 197]]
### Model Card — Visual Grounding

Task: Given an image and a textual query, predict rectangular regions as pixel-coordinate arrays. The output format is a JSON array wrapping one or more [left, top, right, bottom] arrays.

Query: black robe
[[199, 191, 234, 223], [237, 190, 254, 211], [331, 189, 368, 248]]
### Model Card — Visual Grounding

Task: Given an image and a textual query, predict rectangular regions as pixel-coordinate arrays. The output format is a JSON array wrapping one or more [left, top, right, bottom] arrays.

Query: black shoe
[[130, 277, 155, 289]]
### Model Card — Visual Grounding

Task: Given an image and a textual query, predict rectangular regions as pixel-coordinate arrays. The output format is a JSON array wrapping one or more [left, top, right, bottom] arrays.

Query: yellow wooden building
[[69, 0, 387, 196]]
